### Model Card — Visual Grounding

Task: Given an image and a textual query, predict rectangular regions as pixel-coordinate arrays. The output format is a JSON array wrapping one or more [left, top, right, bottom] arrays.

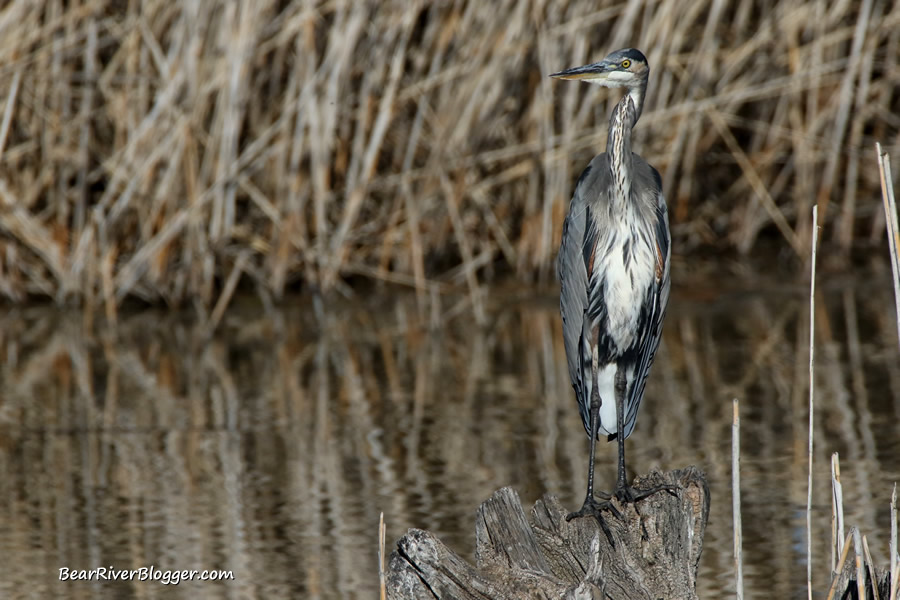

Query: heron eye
[[621, 59, 632, 69]]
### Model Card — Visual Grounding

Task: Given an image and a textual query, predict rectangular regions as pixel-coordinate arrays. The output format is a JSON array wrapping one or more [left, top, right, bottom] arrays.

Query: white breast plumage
[[596, 213, 655, 353]]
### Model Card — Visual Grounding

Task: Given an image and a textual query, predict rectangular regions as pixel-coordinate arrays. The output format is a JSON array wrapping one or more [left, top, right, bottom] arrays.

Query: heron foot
[[566, 483, 679, 547], [612, 481, 679, 505], [566, 493, 620, 546]]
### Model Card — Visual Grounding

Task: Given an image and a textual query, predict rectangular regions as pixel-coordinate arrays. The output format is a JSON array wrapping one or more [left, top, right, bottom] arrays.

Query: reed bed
[[0, 0, 898, 307]]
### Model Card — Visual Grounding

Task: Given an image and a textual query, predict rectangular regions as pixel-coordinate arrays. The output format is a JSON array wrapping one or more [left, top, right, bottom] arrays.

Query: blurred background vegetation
[[0, 0, 897, 311]]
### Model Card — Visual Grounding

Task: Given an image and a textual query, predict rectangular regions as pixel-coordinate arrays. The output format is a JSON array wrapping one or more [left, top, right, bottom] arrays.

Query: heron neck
[[606, 92, 639, 209]]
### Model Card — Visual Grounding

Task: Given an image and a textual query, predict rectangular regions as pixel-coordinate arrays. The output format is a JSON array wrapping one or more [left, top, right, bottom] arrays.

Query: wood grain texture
[[388, 467, 709, 600]]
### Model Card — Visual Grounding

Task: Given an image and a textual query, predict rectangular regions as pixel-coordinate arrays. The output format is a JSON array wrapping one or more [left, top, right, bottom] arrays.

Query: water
[[0, 267, 898, 599]]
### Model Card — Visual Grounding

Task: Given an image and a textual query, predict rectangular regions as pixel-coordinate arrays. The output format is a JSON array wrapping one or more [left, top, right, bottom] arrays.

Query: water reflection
[[0, 269, 898, 599]]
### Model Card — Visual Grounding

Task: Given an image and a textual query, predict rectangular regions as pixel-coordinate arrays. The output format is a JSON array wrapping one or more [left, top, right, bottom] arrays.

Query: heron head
[[550, 48, 649, 88]]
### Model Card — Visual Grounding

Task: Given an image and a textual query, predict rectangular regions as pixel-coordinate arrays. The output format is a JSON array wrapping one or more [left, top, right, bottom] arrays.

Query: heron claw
[[566, 494, 619, 546], [612, 482, 679, 504], [567, 482, 680, 546]]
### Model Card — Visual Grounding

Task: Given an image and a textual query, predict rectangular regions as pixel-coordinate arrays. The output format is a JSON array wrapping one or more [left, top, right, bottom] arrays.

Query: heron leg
[[584, 388, 601, 500], [567, 380, 619, 546], [611, 368, 678, 505], [614, 368, 628, 489]]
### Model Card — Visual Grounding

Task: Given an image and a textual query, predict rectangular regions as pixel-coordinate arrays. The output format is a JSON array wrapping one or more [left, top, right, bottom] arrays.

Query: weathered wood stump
[[388, 467, 709, 600]]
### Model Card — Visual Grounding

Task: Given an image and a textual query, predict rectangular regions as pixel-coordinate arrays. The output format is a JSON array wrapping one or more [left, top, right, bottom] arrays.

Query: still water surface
[[0, 267, 898, 599]]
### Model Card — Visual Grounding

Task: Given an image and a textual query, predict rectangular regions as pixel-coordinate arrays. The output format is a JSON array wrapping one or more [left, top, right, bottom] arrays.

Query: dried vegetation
[[0, 0, 898, 309]]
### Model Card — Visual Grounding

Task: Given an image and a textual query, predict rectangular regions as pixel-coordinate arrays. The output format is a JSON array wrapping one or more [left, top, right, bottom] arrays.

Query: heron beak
[[550, 61, 612, 81]]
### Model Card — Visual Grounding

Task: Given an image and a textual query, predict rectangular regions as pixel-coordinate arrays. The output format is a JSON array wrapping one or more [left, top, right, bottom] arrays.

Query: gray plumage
[[558, 137, 670, 440], [551, 49, 672, 517]]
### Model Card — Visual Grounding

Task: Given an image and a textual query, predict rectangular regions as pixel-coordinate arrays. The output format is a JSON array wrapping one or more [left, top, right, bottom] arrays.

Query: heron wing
[[558, 159, 607, 434], [623, 183, 671, 438]]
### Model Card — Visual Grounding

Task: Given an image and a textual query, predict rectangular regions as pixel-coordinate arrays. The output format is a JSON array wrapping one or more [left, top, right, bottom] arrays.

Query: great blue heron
[[551, 48, 675, 525]]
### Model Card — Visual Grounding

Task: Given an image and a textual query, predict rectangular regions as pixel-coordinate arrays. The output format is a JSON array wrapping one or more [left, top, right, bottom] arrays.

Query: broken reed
[[824, 454, 898, 600], [0, 0, 899, 309]]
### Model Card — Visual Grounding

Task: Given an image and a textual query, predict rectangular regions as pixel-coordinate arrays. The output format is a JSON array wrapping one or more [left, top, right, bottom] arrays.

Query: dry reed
[[379, 511, 387, 600], [826, 531, 856, 600], [893, 484, 898, 600], [732, 397, 743, 600], [832, 453, 846, 575], [0, 1, 898, 307], [813, 141, 900, 596], [877, 143, 900, 352], [807, 204, 819, 600], [824, 453, 894, 598]]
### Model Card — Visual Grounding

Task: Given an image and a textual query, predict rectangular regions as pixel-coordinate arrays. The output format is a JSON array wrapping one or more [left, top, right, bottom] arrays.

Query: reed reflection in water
[[0, 270, 898, 599]]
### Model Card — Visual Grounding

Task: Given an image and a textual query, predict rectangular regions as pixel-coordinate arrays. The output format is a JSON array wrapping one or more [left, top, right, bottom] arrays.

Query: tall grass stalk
[[891, 484, 898, 600], [876, 143, 900, 352], [807, 204, 819, 600], [379, 511, 387, 600], [853, 529, 866, 600], [832, 453, 846, 576], [732, 398, 743, 600], [825, 531, 855, 600], [863, 536, 881, 600]]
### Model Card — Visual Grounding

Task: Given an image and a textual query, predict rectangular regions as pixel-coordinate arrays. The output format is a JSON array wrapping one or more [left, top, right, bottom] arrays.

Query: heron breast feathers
[[592, 232, 656, 352]]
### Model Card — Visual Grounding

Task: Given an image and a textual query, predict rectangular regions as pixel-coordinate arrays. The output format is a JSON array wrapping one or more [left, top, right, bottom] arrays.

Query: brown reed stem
[[808, 204, 819, 600], [379, 511, 387, 600], [732, 398, 744, 600], [863, 535, 881, 600], [876, 143, 900, 353], [832, 452, 846, 577], [854, 529, 866, 600], [891, 483, 898, 600], [826, 531, 856, 600]]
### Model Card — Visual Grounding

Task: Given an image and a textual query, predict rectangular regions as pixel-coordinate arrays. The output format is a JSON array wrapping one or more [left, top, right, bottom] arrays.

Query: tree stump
[[388, 467, 709, 600]]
